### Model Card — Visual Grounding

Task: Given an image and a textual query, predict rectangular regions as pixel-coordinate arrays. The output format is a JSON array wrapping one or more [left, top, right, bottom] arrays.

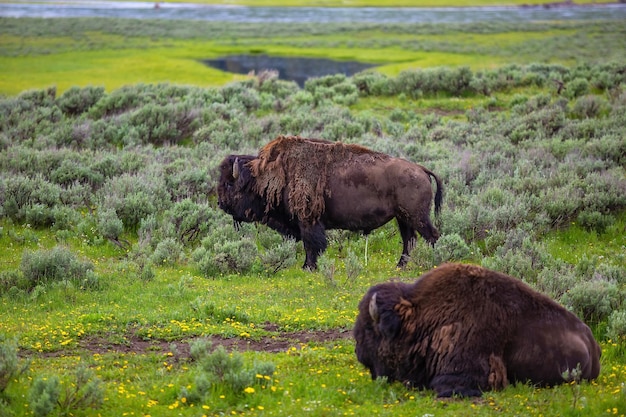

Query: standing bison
[[217, 135, 443, 270], [354, 263, 601, 397]]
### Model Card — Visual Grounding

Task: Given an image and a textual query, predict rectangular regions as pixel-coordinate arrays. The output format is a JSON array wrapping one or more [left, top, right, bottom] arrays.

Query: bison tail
[[434, 175, 443, 217], [424, 168, 443, 217]]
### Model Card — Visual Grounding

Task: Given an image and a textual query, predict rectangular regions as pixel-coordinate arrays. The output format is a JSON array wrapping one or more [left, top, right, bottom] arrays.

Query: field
[[2, 16, 626, 96], [1, 6, 626, 417]]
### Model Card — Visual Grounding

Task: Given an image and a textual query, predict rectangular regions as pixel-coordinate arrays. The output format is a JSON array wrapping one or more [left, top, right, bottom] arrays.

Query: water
[[204, 55, 375, 87], [2, 1, 626, 23]]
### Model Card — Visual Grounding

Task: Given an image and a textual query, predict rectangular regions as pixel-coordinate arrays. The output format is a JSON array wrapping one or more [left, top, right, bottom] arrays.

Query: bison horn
[[233, 158, 239, 180], [369, 293, 379, 323]]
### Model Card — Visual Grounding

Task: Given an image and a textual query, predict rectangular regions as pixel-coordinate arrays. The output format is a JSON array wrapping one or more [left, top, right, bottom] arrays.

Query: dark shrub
[[571, 95, 607, 119], [352, 71, 393, 96], [128, 103, 199, 146], [565, 78, 589, 99], [56, 86, 105, 116], [576, 210, 615, 234]]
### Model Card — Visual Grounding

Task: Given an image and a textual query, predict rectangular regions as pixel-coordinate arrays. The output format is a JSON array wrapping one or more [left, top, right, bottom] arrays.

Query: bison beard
[[353, 263, 601, 398], [217, 135, 443, 270]]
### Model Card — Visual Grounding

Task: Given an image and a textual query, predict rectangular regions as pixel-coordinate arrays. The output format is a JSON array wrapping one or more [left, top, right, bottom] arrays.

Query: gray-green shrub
[[0, 334, 28, 394], [565, 78, 589, 99], [29, 376, 60, 417], [182, 339, 275, 407], [572, 95, 607, 119], [192, 218, 258, 277], [28, 365, 103, 417], [576, 210, 615, 234], [258, 237, 297, 275], [97, 208, 124, 243], [434, 233, 471, 264], [96, 173, 171, 230], [534, 264, 579, 300], [0, 175, 62, 224], [606, 310, 626, 342], [561, 279, 622, 324], [150, 238, 183, 266], [19, 246, 95, 291], [162, 199, 214, 243]]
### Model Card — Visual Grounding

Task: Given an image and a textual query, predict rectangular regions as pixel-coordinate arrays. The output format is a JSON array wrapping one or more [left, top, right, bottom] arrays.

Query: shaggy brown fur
[[249, 135, 387, 222], [353, 263, 601, 398], [218, 135, 442, 270]]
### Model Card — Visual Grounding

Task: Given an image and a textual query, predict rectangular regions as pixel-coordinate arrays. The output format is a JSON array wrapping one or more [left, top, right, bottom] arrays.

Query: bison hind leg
[[396, 218, 440, 268], [430, 374, 483, 398], [396, 220, 417, 268]]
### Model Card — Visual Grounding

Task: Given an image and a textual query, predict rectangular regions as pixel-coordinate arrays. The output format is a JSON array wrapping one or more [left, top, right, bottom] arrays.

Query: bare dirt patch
[[32, 327, 353, 359], [84, 329, 351, 356]]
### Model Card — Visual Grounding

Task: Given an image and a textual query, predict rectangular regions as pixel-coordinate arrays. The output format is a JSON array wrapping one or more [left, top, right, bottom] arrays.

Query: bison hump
[[250, 135, 385, 221]]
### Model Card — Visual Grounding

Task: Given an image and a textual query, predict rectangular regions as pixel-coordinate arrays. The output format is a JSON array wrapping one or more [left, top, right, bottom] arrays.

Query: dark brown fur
[[353, 263, 601, 397], [218, 135, 443, 270], [250, 136, 386, 222]]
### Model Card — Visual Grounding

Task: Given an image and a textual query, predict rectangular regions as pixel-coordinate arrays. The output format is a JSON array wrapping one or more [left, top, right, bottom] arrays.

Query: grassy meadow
[[2, 17, 626, 96], [1, 6, 626, 417]]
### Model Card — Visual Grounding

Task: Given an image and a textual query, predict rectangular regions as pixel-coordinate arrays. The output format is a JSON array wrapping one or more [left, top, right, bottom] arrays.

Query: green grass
[[0, 193, 624, 410], [545, 212, 626, 268], [1, 218, 625, 415], [2, 18, 625, 95], [0, 41, 246, 95], [3, 340, 622, 417]]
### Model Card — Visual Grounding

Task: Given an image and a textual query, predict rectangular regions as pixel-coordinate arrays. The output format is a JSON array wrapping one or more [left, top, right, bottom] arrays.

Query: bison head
[[217, 155, 262, 222], [353, 282, 427, 388], [217, 154, 301, 239], [217, 154, 258, 223]]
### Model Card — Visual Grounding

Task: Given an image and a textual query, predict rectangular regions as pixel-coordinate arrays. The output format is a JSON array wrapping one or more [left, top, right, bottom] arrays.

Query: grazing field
[[1, 17, 626, 95], [1, 11, 626, 417]]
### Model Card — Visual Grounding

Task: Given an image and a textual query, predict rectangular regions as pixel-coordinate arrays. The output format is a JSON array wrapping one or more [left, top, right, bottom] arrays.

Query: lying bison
[[217, 135, 443, 270], [354, 263, 601, 397]]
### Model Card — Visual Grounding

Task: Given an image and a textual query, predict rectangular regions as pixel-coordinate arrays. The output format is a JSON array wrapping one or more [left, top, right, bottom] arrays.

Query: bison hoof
[[396, 255, 410, 269]]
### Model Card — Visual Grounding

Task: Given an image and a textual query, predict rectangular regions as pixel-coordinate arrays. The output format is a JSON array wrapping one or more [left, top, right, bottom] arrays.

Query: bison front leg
[[396, 220, 417, 268], [430, 374, 484, 398], [300, 222, 328, 271], [429, 354, 501, 398]]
